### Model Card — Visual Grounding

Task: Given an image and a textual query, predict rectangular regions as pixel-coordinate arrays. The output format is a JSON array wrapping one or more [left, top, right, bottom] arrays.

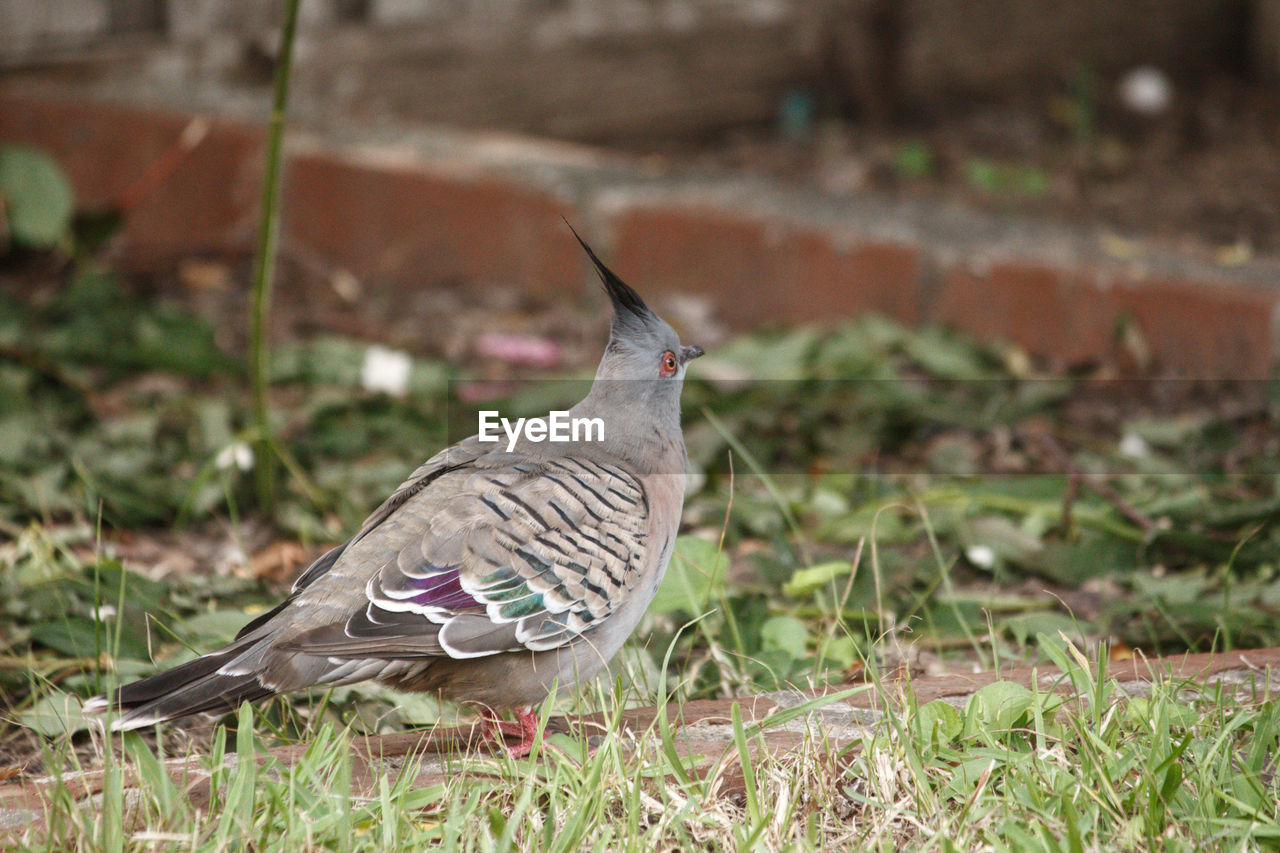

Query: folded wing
[[282, 454, 649, 660]]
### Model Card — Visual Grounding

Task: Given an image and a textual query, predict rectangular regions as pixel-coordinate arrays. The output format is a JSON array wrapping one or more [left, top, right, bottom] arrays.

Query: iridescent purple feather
[[405, 568, 480, 610]]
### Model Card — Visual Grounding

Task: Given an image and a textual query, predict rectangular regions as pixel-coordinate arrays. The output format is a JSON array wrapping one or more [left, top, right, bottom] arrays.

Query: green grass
[[11, 637, 1280, 850], [5, 516, 1280, 849]]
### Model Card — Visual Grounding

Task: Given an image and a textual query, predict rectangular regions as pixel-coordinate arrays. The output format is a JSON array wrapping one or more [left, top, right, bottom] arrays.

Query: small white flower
[[1119, 67, 1172, 115], [966, 545, 996, 569], [91, 605, 117, 621], [1119, 433, 1150, 459], [361, 345, 412, 397], [215, 441, 254, 471]]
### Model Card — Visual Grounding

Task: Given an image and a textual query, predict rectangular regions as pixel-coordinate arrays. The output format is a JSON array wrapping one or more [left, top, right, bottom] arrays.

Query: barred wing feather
[[289, 455, 649, 660]]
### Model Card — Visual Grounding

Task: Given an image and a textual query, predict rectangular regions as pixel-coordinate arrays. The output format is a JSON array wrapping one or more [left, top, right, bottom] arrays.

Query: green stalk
[[249, 0, 303, 519]]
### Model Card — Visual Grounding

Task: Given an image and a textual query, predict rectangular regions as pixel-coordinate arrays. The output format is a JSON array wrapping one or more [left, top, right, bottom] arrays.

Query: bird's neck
[[569, 385, 686, 475]]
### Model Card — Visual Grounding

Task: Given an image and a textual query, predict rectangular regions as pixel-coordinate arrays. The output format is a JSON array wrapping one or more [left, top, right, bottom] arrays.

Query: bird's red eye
[[660, 350, 678, 377]]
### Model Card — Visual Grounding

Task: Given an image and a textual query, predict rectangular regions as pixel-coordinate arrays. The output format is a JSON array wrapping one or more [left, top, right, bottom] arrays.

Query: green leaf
[[942, 757, 999, 802], [1124, 415, 1206, 449], [0, 146, 74, 248], [29, 617, 105, 658], [647, 535, 726, 616], [966, 515, 1045, 565], [698, 328, 819, 380], [916, 699, 963, 745], [1025, 532, 1138, 586], [1001, 612, 1087, 648], [901, 326, 995, 379], [963, 159, 1003, 193], [965, 680, 1035, 733], [1012, 166, 1051, 197], [927, 434, 982, 476], [781, 560, 856, 597], [1125, 697, 1198, 729], [821, 634, 859, 669], [19, 691, 90, 736], [760, 615, 809, 659], [894, 139, 933, 179], [1129, 570, 1212, 606], [182, 610, 252, 643], [822, 502, 913, 544]]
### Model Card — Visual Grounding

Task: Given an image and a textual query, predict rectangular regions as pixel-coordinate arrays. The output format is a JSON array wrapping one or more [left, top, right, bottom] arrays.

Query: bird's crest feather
[[564, 221, 655, 327]]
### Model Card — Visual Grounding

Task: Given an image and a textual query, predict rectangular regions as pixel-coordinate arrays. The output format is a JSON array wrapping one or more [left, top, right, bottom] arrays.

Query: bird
[[84, 230, 704, 758]]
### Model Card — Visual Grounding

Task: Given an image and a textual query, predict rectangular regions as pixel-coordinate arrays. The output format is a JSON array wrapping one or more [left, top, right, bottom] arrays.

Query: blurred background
[[3, 0, 1279, 368], [0, 0, 1278, 745]]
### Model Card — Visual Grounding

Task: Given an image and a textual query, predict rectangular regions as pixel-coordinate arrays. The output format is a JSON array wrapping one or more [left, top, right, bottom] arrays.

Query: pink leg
[[480, 706, 540, 758]]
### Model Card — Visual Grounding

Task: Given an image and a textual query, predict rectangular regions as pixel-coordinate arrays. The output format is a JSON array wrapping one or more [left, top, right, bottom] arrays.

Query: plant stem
[[249, 0, 303, 519]]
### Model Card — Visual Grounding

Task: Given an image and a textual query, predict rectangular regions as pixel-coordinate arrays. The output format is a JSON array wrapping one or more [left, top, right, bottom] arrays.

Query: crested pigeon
[[84, 232, 703, 757]]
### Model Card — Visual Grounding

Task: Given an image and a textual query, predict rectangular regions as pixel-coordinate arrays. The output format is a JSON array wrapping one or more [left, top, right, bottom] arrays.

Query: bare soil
[[630, 77, 1280, 254]]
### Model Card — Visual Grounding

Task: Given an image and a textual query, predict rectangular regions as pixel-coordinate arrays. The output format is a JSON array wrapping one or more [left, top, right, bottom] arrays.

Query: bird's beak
[[681, 345, 705, 363]]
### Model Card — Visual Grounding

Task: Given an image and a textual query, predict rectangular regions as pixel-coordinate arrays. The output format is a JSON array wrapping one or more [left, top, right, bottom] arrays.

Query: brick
[[609, 205, 921, 328], [788, 235, 922, 325], [936, 263, 1105, 367], [1109, 275, 1279, 379], [0, 93, 164, 206], [936, 261, 1280, 378], [0, 93, 264, 264], [282, 149, 580, 297], [121, 121, 263, 262]]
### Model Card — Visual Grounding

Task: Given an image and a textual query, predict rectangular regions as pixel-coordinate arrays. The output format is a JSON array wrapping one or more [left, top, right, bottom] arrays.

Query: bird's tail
[[83, 640, 276, 731]]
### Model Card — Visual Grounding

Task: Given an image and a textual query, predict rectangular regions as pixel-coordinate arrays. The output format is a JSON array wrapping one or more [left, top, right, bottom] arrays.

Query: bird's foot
[[481, 706, 540, 759]]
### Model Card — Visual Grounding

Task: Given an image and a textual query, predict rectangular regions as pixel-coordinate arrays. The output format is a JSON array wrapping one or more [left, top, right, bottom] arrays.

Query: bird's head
[[569, 229, 704, 387]]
